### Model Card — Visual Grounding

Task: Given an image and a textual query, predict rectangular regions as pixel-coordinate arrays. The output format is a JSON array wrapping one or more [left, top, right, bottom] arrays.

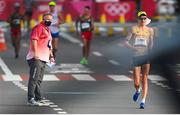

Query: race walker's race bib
[[134, 37, 147, 46], [81, 22, 90, 29], [13, 19, 20, 25]]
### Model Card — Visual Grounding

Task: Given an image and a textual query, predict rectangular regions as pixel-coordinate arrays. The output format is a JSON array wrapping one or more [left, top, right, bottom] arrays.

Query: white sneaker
[[27, 98, 49, 106], [36, 100, 50, 106], [27, 98, 40, 106]]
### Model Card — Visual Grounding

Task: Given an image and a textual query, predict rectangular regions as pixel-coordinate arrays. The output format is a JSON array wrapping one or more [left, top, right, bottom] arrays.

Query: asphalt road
[[0, 21, 180, 114]]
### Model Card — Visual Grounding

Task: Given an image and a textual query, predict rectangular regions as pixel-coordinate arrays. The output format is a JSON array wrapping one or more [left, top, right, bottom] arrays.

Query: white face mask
[[145, 18, 151, 25]]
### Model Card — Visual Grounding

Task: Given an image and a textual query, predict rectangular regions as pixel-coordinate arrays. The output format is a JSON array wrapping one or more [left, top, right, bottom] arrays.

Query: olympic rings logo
[[0, 0, 6, 12], [105, 3, 130, 16]]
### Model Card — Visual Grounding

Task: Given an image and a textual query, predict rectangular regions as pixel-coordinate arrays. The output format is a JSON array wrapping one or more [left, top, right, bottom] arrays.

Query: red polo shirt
[[26, 22, 52, 62]]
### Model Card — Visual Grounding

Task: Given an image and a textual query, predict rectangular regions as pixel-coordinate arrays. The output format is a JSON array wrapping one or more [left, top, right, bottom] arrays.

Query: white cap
[[145, 18, 151, 26]]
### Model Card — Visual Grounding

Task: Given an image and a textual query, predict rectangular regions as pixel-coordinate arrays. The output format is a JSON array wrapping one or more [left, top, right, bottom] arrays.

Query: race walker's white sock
[[137, 87, 141, 93], [141, 98, 146, 103]]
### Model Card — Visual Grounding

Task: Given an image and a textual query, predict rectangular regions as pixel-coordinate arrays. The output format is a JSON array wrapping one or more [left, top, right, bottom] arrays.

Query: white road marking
[[1, 74, 61, 81], [176, 64, 180, 67], [0, 73, 169, 82], [58, 111, 67, 114], [42, 100, 50, 102], [107, 75, 132, 81], [50, 70, 93, 74], [148, 75, 167, 81], [45, 102, 54, 105], [20, 88, 27, 91], [60, 32, 81, 44], [92, 51, 103, 57], [129, 73, 167, 81], [72, 74, 96, 81], [38, 103, 50, 106], [154, 82, 164, 86], [151, 80, 173, 91], [0, 57, 13, 76], [23, 89, 28, 91], [0, 57, 22, 81], [12, 81, 24, 86], [151, 81, 158, 84], [46, 91, 103, 95], [2, 75, 22, 81], [161, 85, 168, 88], [17, 84, 26, 87], [109, 60, 120, 66], [0, 57, 67, 114], [50, 105, 59, 108], [43, 75, 59, 81], [19, 86, 27, 89], [58, 63, 89, 68], [12, 81, 28, 91], [49, 63, 93, 74], [12, 81, 27, 91], [128, 73, 167, 81], [53, 108, 63, 111]]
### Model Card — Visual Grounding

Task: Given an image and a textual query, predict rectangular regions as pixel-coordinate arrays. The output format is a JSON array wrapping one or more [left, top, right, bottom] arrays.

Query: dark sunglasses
[[139, 17, 147, 20]]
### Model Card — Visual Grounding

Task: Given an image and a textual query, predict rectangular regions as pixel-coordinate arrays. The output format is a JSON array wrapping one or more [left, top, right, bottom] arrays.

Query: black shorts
[[132, 55, 150, 67]]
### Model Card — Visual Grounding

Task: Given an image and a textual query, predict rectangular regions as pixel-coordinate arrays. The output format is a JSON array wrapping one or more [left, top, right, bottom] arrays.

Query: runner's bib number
[[81, 23, 90, 29], [134, 37, 147, 46], [13, 19, 20, 25]]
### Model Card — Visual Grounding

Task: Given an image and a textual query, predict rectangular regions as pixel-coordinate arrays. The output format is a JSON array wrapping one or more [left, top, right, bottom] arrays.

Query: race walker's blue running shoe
[[133, 91, 140, 102], [140, 102, 145, 109]]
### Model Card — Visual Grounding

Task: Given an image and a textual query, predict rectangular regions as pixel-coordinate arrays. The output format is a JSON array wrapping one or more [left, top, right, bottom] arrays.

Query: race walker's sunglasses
[[139, 17, 147, 20]]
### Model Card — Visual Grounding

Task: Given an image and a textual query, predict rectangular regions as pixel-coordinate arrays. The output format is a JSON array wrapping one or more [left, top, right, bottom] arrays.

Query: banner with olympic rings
[[96, 1, 137, 22]]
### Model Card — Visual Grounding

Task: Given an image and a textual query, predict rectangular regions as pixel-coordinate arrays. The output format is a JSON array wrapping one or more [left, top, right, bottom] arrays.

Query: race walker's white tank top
[[132, 26, 151, 56], [49, 10, 59, 34]]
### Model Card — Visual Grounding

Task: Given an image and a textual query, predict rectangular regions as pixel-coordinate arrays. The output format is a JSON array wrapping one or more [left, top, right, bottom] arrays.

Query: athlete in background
[[8, 2, 23, 58], [48, 1, 64, 59], [123, 11, 154, 109], [76, 6, 94, 65]]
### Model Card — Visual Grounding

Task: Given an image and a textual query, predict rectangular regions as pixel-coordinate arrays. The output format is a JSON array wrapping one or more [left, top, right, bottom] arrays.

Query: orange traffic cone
[[0, 28, 7, 52]]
